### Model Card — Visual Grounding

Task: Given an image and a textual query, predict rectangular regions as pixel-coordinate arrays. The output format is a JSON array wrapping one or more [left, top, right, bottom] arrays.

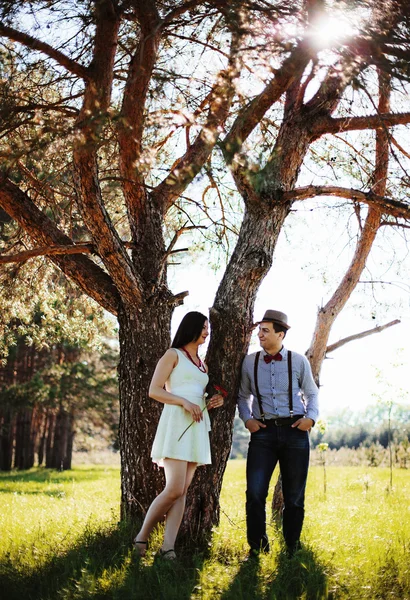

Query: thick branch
[[73, 2, 144, 307], [0, 179, 120, 314], [326, 319, 401, 354], [117, 0, 161, 236], [0, 23, 90, 80], [168, 290, 189, 306], [161, 0, 206, 25], [121, 0, 161, 153], [0, 243, 96, 264], [304, 57, 364, 119], [152, 28, 242, 211], [306, 71, 391, 384], [223, 40, 312, 155], [312, 112, 410, 137], [0, 240, 142, 264], [283, 186, 410, 221], [227, 163, 261, 206]]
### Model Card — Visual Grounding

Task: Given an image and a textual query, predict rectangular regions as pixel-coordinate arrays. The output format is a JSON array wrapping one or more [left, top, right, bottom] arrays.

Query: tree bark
[[14, 408, 34, 469], [45, 411, 56, 469], [38, 409, 48, 466], [181, 198, 292, 543], [117, 302, 174, 522], [0, 409, 14, 470], [62, 410, 75, 471]]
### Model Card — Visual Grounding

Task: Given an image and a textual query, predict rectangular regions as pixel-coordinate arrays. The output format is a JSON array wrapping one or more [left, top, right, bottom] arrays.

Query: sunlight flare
[[310, 13, 358, 49]]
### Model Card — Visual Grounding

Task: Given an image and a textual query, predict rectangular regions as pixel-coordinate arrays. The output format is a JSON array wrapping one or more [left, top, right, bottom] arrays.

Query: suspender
[[288, 350, 293, 417], [254, 352, 265, 422], [253, 350, 293, 421]]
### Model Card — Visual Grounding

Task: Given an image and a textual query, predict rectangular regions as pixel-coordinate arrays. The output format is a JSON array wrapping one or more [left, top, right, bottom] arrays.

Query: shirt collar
[[261, 346, 286, 358]]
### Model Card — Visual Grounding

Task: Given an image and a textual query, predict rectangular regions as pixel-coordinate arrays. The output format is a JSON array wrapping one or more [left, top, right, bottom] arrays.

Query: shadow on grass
[[0, 520, 207, 600], [220, 552, 262, 599], [221, 544, 331, 600], [0, 466, 117, 492]]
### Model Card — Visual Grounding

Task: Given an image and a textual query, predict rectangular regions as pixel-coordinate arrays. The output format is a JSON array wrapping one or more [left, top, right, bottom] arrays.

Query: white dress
[[151, 349, 211, 467]]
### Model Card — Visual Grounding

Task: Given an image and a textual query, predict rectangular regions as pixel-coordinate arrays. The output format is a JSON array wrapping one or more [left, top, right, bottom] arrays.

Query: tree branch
[[0, 179, 120, 315], [0, 23, 90, 80], [326, 319, 401, 354], [168, 290, 189, 306], [312, 112, 410, 137], [0, 238, 186, 266], [117, 0, 162, 238], [283, 186, 410, 221], [73, 1, 144, 307], [223, 40, 312, 157], [390, 135, 410, 160], [161, 0, 207, 26], [0, 243, 96, 264], [306, 70, 391, 383], [151, 224, 206, 294], [152, 26, 242, 211]]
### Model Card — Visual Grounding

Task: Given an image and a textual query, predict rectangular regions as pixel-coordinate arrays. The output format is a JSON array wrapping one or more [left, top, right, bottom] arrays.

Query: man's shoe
[[244, 549, 260, 561], [286, 540, 302, 558], [245, 544, 270, 561]]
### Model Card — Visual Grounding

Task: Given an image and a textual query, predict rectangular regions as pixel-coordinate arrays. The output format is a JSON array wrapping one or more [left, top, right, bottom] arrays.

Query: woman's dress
[[151, 348, 211, 466]]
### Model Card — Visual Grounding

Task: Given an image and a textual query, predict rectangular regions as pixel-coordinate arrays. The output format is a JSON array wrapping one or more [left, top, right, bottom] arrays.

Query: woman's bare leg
[[134, 459, 189, 554], [161, 461, 197, 551]]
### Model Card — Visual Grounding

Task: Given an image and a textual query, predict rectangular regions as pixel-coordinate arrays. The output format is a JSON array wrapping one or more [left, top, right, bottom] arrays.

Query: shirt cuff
[[306, 413, 317, 426], [239, 411, 253, 425]]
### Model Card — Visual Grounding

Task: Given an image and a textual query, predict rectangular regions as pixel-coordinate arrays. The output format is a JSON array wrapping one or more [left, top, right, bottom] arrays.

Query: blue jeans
[[246, 425, 310, 551]]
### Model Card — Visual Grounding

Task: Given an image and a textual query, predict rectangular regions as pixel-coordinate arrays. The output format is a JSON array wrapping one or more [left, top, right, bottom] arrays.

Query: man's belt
[[264, 415, 304, 427]]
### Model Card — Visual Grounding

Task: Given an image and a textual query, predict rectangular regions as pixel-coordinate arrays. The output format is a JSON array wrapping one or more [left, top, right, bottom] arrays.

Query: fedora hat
[[259, 309, 290, 330]]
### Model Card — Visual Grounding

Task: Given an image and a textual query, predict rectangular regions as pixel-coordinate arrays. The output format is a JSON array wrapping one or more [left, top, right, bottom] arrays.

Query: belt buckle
[[273, 418, 282, 426]]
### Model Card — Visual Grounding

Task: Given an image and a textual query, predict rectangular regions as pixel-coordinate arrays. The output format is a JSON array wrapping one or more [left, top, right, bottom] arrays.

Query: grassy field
[[0, 461, 409, 599]]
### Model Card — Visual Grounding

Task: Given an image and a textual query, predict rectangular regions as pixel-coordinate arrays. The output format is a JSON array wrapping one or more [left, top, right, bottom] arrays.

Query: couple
[[134, 309, 319, 560]]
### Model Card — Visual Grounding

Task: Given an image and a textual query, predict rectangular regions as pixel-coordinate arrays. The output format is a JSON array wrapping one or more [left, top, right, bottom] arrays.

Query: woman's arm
[[149, 349, 203, 421]]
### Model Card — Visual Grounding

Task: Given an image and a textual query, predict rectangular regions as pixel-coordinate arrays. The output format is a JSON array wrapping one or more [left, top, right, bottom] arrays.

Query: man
[[237, 309, 319, 557]]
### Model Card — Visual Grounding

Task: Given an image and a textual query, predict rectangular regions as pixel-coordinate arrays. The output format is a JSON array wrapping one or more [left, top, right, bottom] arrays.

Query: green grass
[[0, 462, 409, 599]]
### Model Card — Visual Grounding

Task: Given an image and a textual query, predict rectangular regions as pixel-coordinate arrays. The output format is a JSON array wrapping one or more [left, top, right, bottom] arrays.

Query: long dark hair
[[171, 311, 208, 348]]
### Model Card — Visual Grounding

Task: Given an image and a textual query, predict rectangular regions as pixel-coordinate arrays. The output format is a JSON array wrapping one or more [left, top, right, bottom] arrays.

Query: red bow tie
[[264, 352, 282, 363]]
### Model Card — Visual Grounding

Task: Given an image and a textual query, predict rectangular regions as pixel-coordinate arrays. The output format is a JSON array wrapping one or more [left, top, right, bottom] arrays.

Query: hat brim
[[258, 318, 291, 330]]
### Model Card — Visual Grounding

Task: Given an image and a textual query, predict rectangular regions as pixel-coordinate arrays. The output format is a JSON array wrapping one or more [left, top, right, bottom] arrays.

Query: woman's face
[[197, 320, 209, 345]]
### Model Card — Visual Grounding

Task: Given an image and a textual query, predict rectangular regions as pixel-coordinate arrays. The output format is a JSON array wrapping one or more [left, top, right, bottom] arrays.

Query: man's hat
[[259, 309, 290, 330]]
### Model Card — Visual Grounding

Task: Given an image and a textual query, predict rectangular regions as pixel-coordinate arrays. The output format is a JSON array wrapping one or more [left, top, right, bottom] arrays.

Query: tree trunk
[[38, 409, 48, 466], [45, 411, 56, 468], [52, 407, 69, 470], [0, 409, 14, 470], [181, 200, 291, 543], [14, 408, 34, 469], [118, 301, 174, 522], [271, 474, 284, 526], [63, 409, 75, 470], [306, 70, 390, 384], [181, 100, 314, 542]]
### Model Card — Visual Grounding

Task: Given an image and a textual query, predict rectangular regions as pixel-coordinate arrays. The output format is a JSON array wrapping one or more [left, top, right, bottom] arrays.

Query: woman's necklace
[[181, 347, 207, 373]]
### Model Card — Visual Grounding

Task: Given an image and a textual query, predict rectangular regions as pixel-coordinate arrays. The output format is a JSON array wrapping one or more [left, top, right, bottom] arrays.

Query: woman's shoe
[[158, 548, 176, 560], [133, 539, 148, 557]]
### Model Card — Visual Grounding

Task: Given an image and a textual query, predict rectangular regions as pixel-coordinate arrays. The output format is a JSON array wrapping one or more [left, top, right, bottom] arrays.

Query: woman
[[133, 311, 224, 560]]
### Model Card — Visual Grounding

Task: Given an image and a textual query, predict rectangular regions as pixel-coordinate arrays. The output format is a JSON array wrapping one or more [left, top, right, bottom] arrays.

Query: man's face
[[258, 321, 284, 352]]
